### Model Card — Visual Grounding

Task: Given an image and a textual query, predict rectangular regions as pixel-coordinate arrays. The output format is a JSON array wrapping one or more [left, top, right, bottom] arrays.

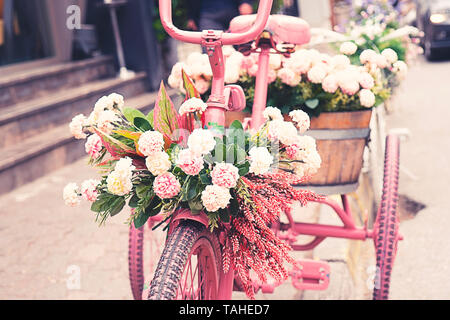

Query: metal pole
[[107, 3, 134, 79]]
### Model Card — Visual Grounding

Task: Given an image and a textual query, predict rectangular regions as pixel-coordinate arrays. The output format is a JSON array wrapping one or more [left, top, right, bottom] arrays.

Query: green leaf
[[136, 184, 152, 199], [123, 108, 146, 123], [134, 117, 152, 132], [109, 197, 126, 216], [229, 120, 243, 130], [146, 110, 154, 127], [91, 197, 108, 213], [199, 172, 212, 185], [128, 194, 139, 208], [153, 81, 180, 142], [188, 199, 203, 215], [237, 162, 250, 176], [305, 98, 319, 109], [218, 209, 230, 223]]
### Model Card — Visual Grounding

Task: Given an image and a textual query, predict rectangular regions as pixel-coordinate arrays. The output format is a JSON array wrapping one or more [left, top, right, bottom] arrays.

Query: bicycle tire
[[128, 224, 144, 300], [372, 134, 400, 300], [148, 221, 221, 300]]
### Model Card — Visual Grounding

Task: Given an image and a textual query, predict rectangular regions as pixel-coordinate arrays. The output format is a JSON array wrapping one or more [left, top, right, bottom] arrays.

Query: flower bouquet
[[331, 0, 422, 90], [63, 72, 323, 299], [168, 46, 391, 118]]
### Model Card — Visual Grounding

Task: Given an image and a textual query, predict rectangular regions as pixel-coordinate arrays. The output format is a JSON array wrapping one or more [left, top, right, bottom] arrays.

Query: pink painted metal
[[229, 14, 311, 46], [251, 47, 271, 130], [290, 259, 330, 291]]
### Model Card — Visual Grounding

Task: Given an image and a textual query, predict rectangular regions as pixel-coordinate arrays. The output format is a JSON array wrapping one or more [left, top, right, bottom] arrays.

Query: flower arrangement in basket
[[331, 0, 422, 90], [63, 71, 323, 299], [168, 46, 393, 117]]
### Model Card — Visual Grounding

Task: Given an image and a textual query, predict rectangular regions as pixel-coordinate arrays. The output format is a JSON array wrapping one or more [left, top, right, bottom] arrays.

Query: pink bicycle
[[129, 0, 402, 300]]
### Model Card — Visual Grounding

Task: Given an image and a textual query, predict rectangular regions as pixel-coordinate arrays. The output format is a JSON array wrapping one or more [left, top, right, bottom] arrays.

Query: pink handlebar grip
[[158, 0, 273, 45]]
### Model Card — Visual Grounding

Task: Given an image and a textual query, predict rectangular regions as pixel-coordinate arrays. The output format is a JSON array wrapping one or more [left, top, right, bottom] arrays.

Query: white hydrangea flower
[[179, 97, 208, 116], [307, 64, 328, 84], [340, 41, 357, 55], [360, 49, 378, 65], [69, 114, 87, 139], [268, 120, 300, 146], [263, 106, 283, 121], [108, 93, 124, 111], [146, 151, 171, 176], [381, 48, 398, 64], [96, 110, 120, 134], [359, 89, 376, 108], [106, 171, 133, 196], [248, 147, 273, 175], [63, 183, 80, 207], [187, 129, 216, 157], [201, 185, 232, 212], [114, 157, 135, 181], [392, 60, 408, 80], [289, 110, 310, 133]]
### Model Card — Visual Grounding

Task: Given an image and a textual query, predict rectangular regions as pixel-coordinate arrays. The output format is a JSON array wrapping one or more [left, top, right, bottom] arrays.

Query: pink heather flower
[[211, 162, 240, 188], [85, 133, 102, 159], [359, 72, 375, 89], [138, 130, 164, 157], [201, 185, 232, 212], [80, 179, 100, 202], [176, 149, 204, 175], [153, 172, 181, 199], [277, 68, 300, 87], [322, 74, 339, 93]]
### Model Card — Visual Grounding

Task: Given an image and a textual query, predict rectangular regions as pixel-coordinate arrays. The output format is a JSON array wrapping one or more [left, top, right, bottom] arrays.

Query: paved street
[[0, 54, 449, 300]]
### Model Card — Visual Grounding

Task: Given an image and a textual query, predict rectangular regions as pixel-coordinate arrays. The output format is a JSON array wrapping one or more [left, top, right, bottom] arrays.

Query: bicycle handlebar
[[158, 0, 273, 45]]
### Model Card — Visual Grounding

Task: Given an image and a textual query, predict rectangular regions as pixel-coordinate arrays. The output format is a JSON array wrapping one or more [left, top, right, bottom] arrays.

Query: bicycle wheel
[[128, 218, 164, 300], [148, 221, 221, 300], [372, 134, 400, 300]]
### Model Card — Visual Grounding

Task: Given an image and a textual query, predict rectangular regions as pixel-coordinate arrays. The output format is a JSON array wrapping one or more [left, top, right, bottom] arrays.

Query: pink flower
[[85, 133, 102, 159], [201, 185, 231, 212], [322, 74, 339, 93], [138, 131, 164, 157], [247, 64, 259, 77], [194, 79, 210, 95], [285, 143, 300, 159], [358, 72, 375, 89], [211, 162, 240, 188], [80, 179, 100, 202], [277, 68, 300, 87], [153, 172, 181, 199], [340, 80, 360, 95], [267, 68, 277, 83], [176, 149, 204, 175], [307, 64, 327, 83]]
